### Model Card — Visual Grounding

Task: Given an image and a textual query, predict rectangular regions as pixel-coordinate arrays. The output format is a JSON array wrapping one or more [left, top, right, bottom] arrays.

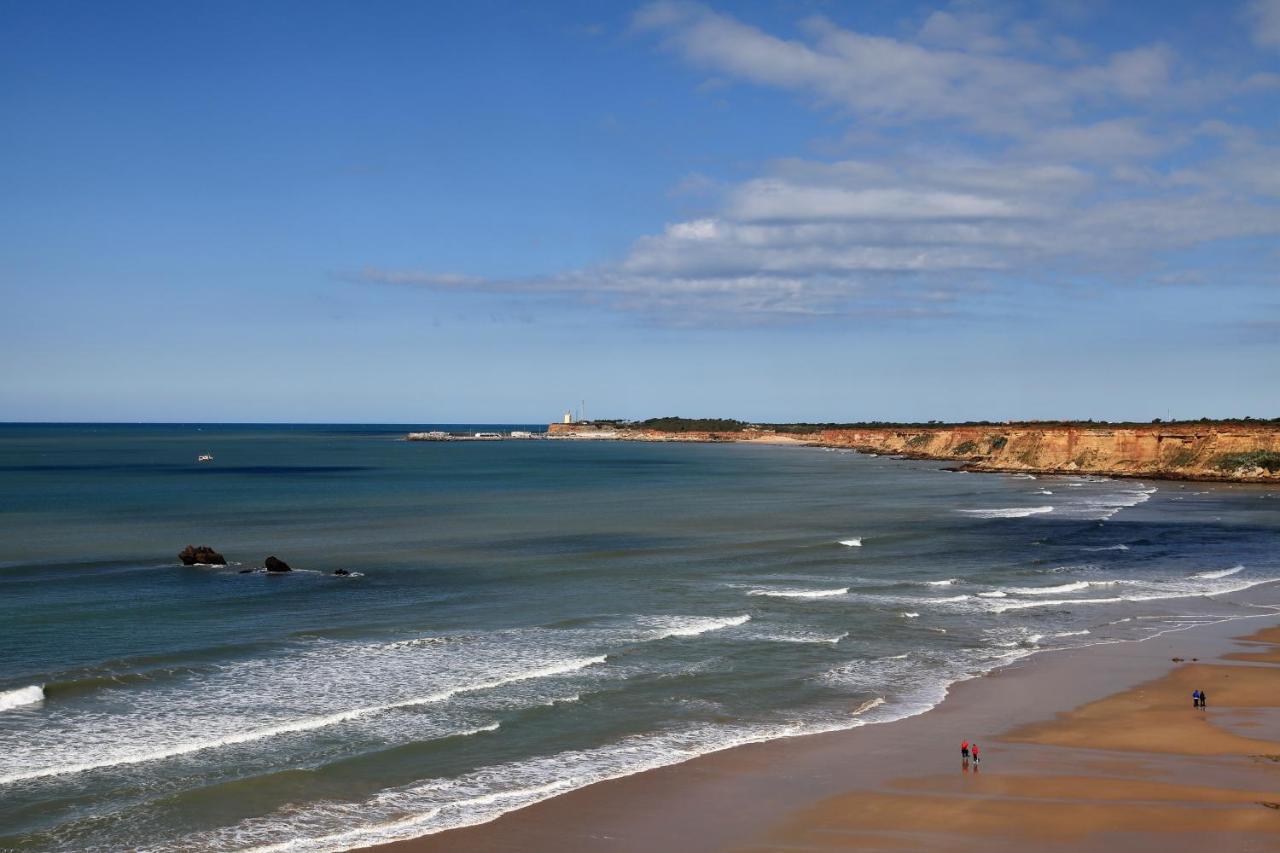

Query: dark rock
[[179, 545, 226, 566], [333, 568, 351, 576], [238, 568, 253, 574], [264, 556, 292, 573]]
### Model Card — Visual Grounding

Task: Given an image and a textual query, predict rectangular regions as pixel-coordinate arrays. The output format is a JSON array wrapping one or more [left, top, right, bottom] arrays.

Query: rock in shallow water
[[264, 556, 292, 573], [179, 545, 226, 566]]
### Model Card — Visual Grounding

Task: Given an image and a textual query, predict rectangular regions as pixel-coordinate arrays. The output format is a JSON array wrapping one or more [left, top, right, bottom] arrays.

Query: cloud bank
[[360, 1, 1280, 323]]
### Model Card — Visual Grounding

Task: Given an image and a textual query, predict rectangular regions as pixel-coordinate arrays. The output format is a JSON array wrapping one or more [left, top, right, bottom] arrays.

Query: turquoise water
[[1, 424, 1278, 851]]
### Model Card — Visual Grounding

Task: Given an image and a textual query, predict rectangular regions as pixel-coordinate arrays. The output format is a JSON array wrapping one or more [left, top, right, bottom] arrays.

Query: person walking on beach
[[961, 740, 970, 761], [1192, 689, 1201, 709], [1199, 689, 1207, 709], [972, 743, 980, 766]]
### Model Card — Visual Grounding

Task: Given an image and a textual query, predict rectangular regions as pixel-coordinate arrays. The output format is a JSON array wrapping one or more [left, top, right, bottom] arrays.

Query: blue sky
[[2, 0, 1278, 423]]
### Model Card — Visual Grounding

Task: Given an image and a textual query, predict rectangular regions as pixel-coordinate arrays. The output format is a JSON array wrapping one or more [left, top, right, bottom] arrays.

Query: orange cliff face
[[545, 422, 1280, 481], [815, 425, 1280, 482]]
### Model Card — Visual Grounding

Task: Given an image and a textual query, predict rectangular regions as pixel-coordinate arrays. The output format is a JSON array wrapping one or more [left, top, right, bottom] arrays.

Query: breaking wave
[[643, 614, 751, 639], [0, 685, 44, 712], [1005, 581, 1092, 595], [748, 587, 848, 599], [1193, 565, 1244, 580], [958, 506, 1054, 519], [987, 576, 1277, 614], [0, 657, 604, 786]]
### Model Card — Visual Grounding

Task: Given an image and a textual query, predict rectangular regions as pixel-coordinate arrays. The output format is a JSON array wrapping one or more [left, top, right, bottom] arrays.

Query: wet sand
[[362, 611, 1280, 852]]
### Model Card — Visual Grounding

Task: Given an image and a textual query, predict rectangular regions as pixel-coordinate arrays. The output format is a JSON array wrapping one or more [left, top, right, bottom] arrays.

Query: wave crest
[[747, 587, 848, 599], [0, 685, 43, 712], [958, 506, 1053, 519]]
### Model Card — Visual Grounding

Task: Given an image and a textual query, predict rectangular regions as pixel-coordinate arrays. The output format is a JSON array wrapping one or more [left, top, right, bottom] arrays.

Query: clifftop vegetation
[[620, 416, 1280, 433]]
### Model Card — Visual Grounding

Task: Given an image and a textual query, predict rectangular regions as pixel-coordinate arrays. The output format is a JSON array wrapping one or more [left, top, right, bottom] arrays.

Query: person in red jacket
[[961, 740, 970, 760], [972, 743, 981, 766]]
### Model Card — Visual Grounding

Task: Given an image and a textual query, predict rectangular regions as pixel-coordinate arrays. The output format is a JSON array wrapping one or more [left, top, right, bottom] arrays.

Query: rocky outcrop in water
[[179, 545, 226, 566], [264, 556, 292, 573]]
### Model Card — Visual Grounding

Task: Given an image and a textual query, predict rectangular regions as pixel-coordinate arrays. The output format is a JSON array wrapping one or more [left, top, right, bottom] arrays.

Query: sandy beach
[[363, 608, 1280, 852]]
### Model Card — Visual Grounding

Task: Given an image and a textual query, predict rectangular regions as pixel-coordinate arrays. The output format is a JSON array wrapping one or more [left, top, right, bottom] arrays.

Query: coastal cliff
[[812, 425, 1280, 482], [549, 422, 1280, 482]]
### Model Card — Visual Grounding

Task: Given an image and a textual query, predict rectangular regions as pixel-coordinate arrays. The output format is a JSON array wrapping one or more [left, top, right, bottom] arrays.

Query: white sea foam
[[1081, 544, 1129, 552], [958, 506, 1054, 519], [924, 578, 959, 586], [987, 576, 1278, 614], [1052, 629, 1091, 638], [381, 637, 450, 651], [978, 590, 1007, 598], [0, 657, 604, 786], [1010, 473, 1037, 480], [1059, 486, 1157, 521], [748, 587, 848, 599], [182, 713, 901, 853], [0, 685, 44, 712], [900, 612, 920, 618], [1035, 489, 1053, 495], [1193, 565, 1244, 580], [644, 614, 751, 639], [760, 631, 848, 645], [838, 538, 863, 547], [1005, 580, 1092, 595]]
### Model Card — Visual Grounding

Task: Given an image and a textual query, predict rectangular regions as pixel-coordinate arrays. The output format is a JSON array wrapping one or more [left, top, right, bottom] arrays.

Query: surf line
[[0, 656, 605, 787]]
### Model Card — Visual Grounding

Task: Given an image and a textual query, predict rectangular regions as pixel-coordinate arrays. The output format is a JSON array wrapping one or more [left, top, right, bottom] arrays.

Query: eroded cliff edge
[[810, 425, 1280, 481], [549, 422, 1280, 482]]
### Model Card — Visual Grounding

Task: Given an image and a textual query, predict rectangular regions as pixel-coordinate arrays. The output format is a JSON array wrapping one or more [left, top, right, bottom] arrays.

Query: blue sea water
[[1, 424, 1278, 851]]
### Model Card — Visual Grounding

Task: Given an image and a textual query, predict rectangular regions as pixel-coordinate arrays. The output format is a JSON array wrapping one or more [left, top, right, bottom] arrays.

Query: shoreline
[[360, 591, 1280, 852], [543, 426, 1280, 484]]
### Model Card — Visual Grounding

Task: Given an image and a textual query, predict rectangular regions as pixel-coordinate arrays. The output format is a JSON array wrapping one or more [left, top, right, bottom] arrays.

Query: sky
[[1, 0, 1278, 423]]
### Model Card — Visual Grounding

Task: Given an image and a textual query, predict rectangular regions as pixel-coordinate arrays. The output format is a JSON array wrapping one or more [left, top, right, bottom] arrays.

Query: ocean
[[1, 424, 1278, 851]]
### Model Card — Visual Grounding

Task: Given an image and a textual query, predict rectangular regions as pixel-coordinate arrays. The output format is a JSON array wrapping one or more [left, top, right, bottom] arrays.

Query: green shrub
[[1212, 451, 1280, 473], [638, 417, 747, 433], [988, 435, 1008, 451], [954, 440, 978, 455], [906, 434, 933, 448]]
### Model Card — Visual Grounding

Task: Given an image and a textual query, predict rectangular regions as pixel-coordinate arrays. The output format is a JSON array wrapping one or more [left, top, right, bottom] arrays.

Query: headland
[[545, 418, 1280, 483]]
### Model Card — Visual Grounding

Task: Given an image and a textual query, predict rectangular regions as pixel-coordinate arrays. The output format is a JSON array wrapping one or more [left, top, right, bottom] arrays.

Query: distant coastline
[[545, 418, 1280, 483]]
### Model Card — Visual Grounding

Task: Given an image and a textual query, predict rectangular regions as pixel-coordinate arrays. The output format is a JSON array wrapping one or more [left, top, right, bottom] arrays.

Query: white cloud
[[632, 2, 1188, 134], [918, 9, 1008, 54], [1247, 0, 1280, 47], [1021, 119, 1170, 162], [356, 3, 1280, 324], [724, 181, 1027, 222], [359, 269, 483, 288], [358, 150, 1280, 321]]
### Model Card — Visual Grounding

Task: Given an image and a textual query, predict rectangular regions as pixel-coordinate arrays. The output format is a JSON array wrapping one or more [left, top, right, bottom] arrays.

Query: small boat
[[196, 454, 214, 463]]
